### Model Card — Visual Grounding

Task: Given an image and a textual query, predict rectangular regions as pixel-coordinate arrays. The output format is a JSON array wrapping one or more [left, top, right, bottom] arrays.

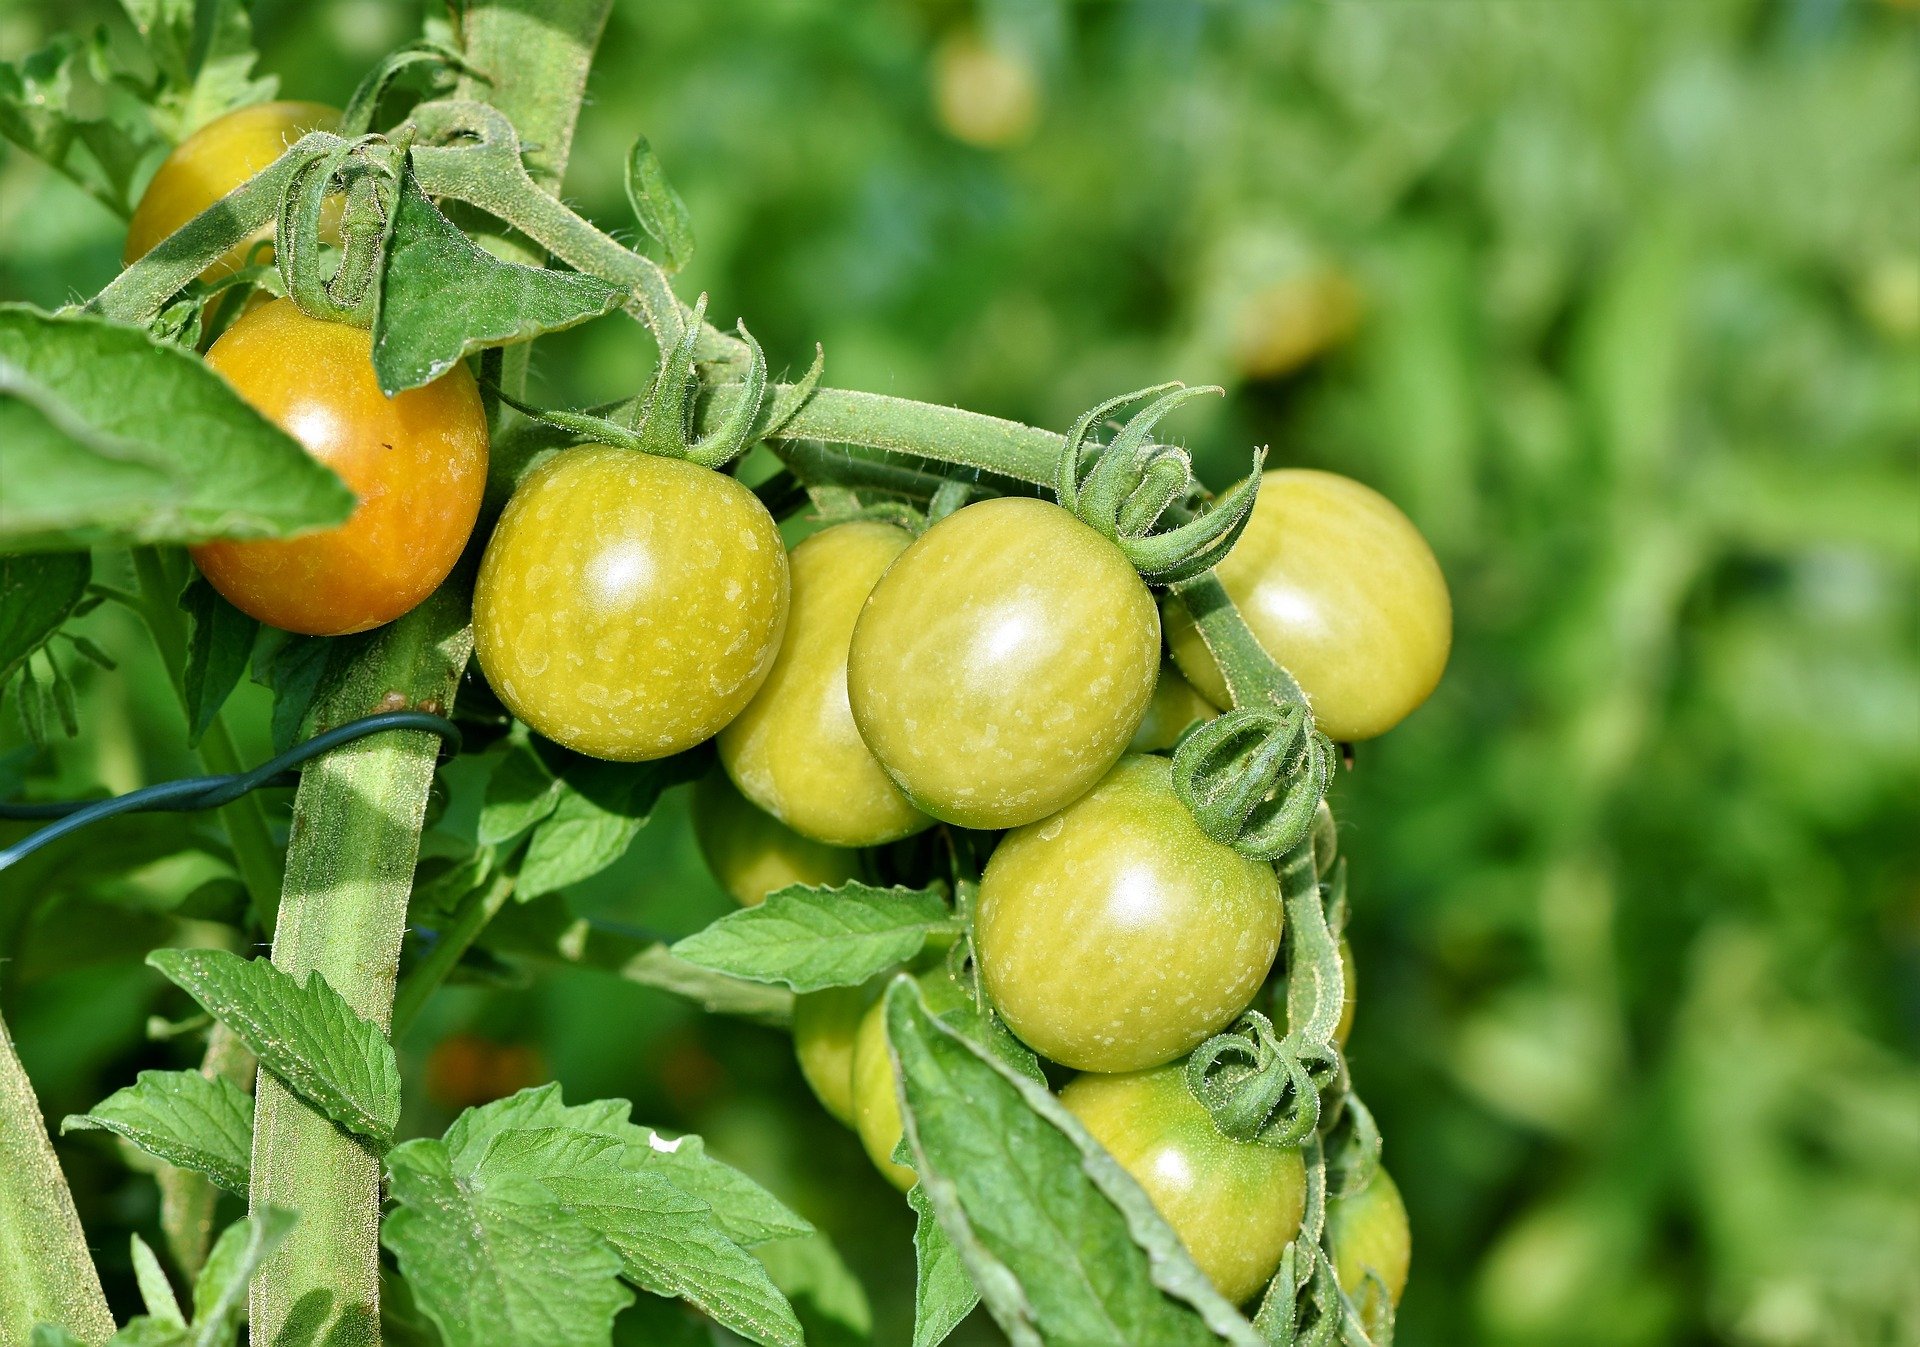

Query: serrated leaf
[[63, 1070, 253, 1195], [0, 552, 89, 684], [517, 750, 704, 899], [911, 1185, 977, 1347], [625, 137, 694, 273], [0, 34, 168, 216], [0, 306, 355, 554], [671, 883, 952, 991], [886, 979, 1264, 1347], [372, 169, 624, 395], [191, 1209, 296, 1347], [147, 949, 399, 1147], [383, 1136, 633, 1347], [179, 576, 257, 748], [123, 0, 276, 140], [484, 1129, 802, 1347], [476, 739, 562, 846], [130, 1234, 185, 1324]]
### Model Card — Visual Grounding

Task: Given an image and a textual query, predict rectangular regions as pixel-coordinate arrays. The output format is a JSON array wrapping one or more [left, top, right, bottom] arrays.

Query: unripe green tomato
[[1164, 469, 1450, 742], [191, 299, 487, 636], [690, 772, 859, 907], [1310, 798, 1338, 877], [1334, 937, 1356, 1050], [850, 972, 969, 1191], [1061, 1065, 1307, 1305], [719, 522, 932, 846], [473, 447, 790, 761], [125, 101, 339, 279], [1128, 659, 1218, 753], [975, 755, 1282, 1073], [847, 496, 1160, 830], [792, 982, 878, 1126], [1326, 1167, 1410, 1311]]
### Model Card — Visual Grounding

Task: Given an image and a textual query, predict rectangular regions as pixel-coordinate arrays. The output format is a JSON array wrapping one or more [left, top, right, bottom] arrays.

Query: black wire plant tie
[[0, 711, 462, 871]]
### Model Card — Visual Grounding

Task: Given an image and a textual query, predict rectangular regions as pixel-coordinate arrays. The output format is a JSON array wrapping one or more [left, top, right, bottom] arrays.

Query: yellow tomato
[[124, 101, 338, 279], [1165, 469, 1450, 742], [1062, 1065, 1307, 1305], [719, 522, 931, 847], [1128, 659, 1217, 753], [191, 299, 487, 636], [473, 447, 790, 761], [931, 32, 1041, 149], [1327, 1167, 1411, 1312], [792, 982, 879, 1127], [690, 772, 860, 907]]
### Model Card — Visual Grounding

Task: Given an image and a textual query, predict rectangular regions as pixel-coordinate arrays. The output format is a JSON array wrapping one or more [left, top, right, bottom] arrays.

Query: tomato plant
[[691, 770, 861, 907], [1061, 1064, 1308, 1305], [847, 496, 1161, 830], [473, 445, 790, 761], [1166, 468, 1451, 742], [719, 520, 930, 846], [974, 753, 1283, 1073], [191, 298, 488, 636]]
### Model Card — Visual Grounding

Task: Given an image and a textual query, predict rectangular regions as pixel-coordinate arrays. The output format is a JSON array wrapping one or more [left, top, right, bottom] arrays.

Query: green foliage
[[63, 1069, 254, 1195], [673, 883, 954, 992]]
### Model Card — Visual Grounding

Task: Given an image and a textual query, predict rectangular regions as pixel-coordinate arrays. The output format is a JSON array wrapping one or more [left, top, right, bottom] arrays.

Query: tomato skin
[[793, 982, 878, 1127], [125, 101, 338, 278], [691, 772, 860, 907], [472, 447, 789, 761], [190, 299, 487, 636], [850, 973, 969, 1191], [719, 522, 931, 847], [975, 754, 1283, 1073], [847, 496, 1160, 830], [1326, 1167, 1410, 1311], [1164, 469, 1450, 742], [1062, 1065, 1307, 1305], [1128, 659, 1217, 753]]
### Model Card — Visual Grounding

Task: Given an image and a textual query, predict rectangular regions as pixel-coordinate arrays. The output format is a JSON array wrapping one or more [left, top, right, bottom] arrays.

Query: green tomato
[[1128, 659, 1217, 753], [850, 970, 970, 1192], [975, 754, 1282, 1073], [473, 447, 789, 761], [847, 496, 1160, 829], [1061, 1065, 1307, 1306], [1326, 1167, 1410, 1313], [719, 522, 932, 846], [793, 982, 879, 1126], [1164, 469, 1450, 742], [690, 772, 860, 907]]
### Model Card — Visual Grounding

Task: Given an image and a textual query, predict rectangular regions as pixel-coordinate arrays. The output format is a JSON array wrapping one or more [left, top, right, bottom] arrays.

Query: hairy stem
[[0, 1010, 114, 1347]]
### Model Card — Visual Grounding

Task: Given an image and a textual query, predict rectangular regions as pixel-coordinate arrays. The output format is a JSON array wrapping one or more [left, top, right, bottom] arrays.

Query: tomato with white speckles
[[472, 447, 789, 761], [847, 496, 1160, 830], [719, 522, 932, 846], [1165, 469, 1450, 742], [1061, 1064, 1307, 1305], [190, 299, 487, 636], [850, 971, 968, 1191], [691, 771, 860, 907], [975, 754, 1282, 1073]]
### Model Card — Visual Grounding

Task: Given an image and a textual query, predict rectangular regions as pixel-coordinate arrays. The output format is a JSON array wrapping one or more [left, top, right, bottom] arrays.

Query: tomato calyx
[[1054, 382, 1265, 584], [1172, 701, 1333, 861], [276, 132, 406, 327], [1184, 1007, 1338, 1149]]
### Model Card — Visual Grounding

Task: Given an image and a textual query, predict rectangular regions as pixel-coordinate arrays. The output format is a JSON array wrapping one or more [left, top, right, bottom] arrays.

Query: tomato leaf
[[191, 1208, 297, 1345], [885, 978, 1264, 1347], [0, 552, 90, 685], [250, 629, 331, 753], [671, 882, 953, 992], [911, 1184, 978, 1347], [754, 1231, 875, 1347], [61, 1070, 254, 1196], [625, 137, 695, 273], [516, 748, 706, 899], [0, 34, 169, 218], [371, 169, 625, 396], [180, 575, 258, 749], [476, 736, 564, 846], [0, 306, 355, 554], [146, 949, 400, 1148], [121, 0, 276, 141]]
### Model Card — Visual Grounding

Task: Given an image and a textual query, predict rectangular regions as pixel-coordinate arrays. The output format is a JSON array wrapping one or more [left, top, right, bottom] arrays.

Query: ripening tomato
[[792, 981, 879, 1127], [719, 522, 931, 847], [190, 299, 487, 636], [691, 772, 860, 907], [850, 971, 968, 1191], [1164, 469, 1450, 742], [1062, 1065, 1307, 1305], [975, 754, 1282, 1073], [1326, 1167, 1410, 1312], [124, 101, 338, 279], [847, 497, 1160, 830], [473, 447, 789, 761], [1128, 659, 1217, 753]]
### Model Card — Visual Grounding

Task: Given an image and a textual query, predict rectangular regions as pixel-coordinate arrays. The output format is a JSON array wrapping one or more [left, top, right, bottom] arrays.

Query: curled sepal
[[1172, 704, 1333, 861], [1323, 1091, 1383, 1202], [340, 42, 473, 136], [277, 134, 404, 328], [1184, 1010, 1335, 1149], [634, 293, 770, 469]]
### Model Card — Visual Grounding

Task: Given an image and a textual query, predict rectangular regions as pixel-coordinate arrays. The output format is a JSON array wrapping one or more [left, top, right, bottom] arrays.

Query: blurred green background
[[3, 0, 1917, 1343]]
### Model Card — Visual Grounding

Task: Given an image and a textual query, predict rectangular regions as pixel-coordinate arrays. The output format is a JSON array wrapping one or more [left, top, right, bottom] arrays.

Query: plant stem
[[1168, 571, 1308, 710], [0, 1009, 114, 1347]]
